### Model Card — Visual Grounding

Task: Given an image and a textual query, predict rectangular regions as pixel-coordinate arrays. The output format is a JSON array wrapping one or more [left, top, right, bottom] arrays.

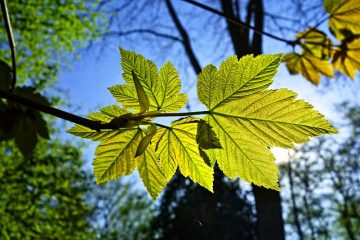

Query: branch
[[0, 89, 106, 130], [165, 0, 202, 74], [182, 0, 294, 45], [104, 29, 182, 42], [0, 89, 209, 131], [0, 0, 16, 90]]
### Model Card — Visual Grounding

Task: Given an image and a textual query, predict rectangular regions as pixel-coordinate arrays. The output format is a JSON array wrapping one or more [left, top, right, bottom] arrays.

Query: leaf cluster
[[68, 49, 337, 199], [283, 0, 360, 84], [0, 87, 49, 155]]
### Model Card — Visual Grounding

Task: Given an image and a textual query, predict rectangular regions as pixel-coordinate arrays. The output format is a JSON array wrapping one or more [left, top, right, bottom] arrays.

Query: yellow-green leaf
[[283, 53, 334, 85], [114, 49, 187, 112], [296, 28, 332, 59], [138, 147, 167, 199], [324, 0, 360, 40], [132, 71, 150, 113], [198, 54, 338, 190], [108, 84, 144, 110], [197, 54, 282, 109], [135, 124, 157, 157], [152, 118, 214, 191], [158, 61, 188, 112], [332, 38, 360, 79], [205, 114, 279, 189], [67, 105, 128, 141], [94, 128, 142, 184], [213, 89, 338, 148]]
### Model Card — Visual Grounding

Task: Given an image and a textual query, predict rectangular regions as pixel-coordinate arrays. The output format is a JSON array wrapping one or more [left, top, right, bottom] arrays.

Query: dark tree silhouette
[[151, 165, 257, 240]]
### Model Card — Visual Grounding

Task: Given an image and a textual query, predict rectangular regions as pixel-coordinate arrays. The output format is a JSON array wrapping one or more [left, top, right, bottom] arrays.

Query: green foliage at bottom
[[0, 139, 94, 239]]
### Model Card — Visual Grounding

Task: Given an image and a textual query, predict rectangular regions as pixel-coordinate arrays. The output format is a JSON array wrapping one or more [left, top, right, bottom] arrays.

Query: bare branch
[[104, 29, 182, 42], [182, 0, 294, 45], [0, 0, 16, 90], [165, 0, 202, 74]]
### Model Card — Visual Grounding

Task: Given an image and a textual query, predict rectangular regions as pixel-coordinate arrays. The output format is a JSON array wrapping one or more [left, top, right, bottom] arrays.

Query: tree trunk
[[221, 0, 285, 239], [288, 161, 304, 240]]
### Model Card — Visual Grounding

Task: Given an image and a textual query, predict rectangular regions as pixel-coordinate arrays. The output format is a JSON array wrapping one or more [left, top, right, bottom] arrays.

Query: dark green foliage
[[0, 139, 94, 239], [0, 87, 49, 155], [151, 166, 257, 240], [0, 60, 12, 90]]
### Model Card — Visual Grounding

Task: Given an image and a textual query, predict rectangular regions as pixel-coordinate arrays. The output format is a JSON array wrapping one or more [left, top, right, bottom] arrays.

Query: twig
[[0, 0, 16, 90], [0, 89, 106, 130], [0, 89, 210, 131], [181, 0, 295, 45]]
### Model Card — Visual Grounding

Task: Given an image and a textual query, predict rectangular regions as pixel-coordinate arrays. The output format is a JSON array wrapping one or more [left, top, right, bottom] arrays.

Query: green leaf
[[205, 114, 279, 189], [196, 120, 222, 149], [138, 147, 167, 199], [152, 118, 214, 191], [198, 55, 337, 190], [213, 89, 338, 148], [67, 105, 129, 141], [158, 61, 187, 112], [197, 54, 282, 109], [94, 128, 142, 183], [109, 49, 187, 112], [0, 60, 12, 91], [324, 0, 360, 40], [0, 87, 50, 156], [132, 71, 150, 113], [135, 124, 157, 157]]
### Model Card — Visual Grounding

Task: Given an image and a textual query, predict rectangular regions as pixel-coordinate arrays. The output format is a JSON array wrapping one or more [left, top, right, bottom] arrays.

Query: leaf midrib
[[212, 111, 332, 132], [210, 57, 279, 110], [211, 115, 276, 187]]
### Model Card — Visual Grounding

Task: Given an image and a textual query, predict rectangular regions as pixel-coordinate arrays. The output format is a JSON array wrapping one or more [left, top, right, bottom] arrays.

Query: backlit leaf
[[198, 55, 337, 190], [69, 49, 338, 198], [296, 28, 332, 59], [110, 49, 187, 112], [132, 71, 150, 113], [135, 124, 157, 157], [67, 105, 128, 141], [152, 117, 214, 191], [332, 38, 360, 79], [324, 0, 360, 40], [138, 147, 167, 199], [94, 128, 142, 184], [197, 54, 282, 109], [283, 53, 334, 85]]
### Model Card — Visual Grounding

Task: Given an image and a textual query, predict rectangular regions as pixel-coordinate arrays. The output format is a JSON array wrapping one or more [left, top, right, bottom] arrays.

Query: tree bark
[[288, 161, 304, 240], [221, 0, 285, 239]]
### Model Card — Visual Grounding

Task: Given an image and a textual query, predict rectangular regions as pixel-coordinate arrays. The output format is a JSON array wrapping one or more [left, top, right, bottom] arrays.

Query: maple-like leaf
[[283, 53, 334, 85], [68, 105, 166, 199], [197, 54, 337, 190], [296, 28, 333, 59], [324, 0, 360, 40], [332, 38, 360, 79], [109, 49, 187, 113], [68, 49, 337, 198], [138, 146, 167, 199], [152, 117, 214, 191]]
